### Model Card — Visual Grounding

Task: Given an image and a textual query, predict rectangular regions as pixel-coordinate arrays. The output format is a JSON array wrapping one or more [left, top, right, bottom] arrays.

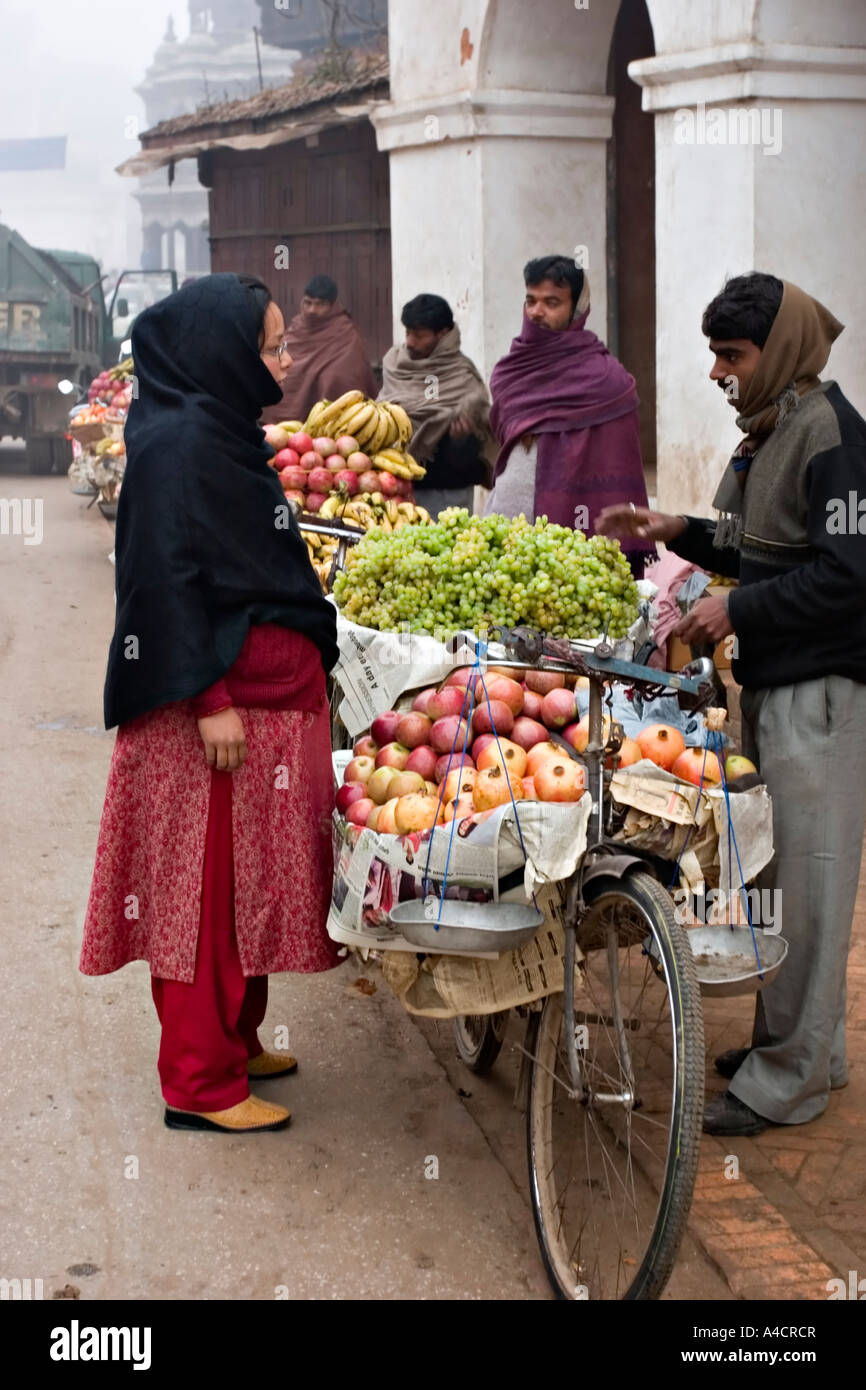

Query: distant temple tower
[[135, 3, 298, 274]]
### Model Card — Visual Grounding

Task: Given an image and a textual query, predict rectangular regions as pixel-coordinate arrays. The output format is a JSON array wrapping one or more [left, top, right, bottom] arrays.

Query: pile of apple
[[262, 425, 414, 509], [337, 666, 757, 836]]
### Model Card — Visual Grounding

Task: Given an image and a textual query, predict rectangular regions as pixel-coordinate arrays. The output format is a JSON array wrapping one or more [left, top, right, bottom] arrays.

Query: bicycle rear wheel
[[527, 870, 704, 1300], [453, 1011, 510, 1074]]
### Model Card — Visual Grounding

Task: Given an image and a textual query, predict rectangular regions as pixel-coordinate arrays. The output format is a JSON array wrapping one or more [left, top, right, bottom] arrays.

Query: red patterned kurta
[[81, 628, 340, 982]]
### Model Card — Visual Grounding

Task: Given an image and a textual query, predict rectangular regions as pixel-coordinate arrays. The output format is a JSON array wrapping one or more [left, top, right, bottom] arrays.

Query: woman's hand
[[595, 505, 688, 545], [197, 708, 248, 771]]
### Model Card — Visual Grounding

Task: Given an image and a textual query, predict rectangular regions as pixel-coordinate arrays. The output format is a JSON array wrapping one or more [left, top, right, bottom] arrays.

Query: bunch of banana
[[301, 528, 340, 587], [276, 418, 304, 434], [370, 446, 426, 481], [312, 493, 431, 532], [301, 393, 415, 455], [108, 357, 134, 382]]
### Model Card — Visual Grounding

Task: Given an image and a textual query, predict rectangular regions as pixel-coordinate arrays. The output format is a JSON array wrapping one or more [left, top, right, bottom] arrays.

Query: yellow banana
[[354, 415, 382, 450], [413, 505, 431, 524], [318, 496, 342, 519], [362, 408, 386, 457], [385, 499, 400, 524], [303, 400, 330, 435], [372, 453, 414, 479], [278, 419, 304, 434], [376, 405, 401, 449], [396, 502, 416, 519], [316, 389, 365, 429], [403, 452, 427, 478], [376, 447, 406, 465], [341, 402, 376, 440], [384, 401, 413, 446]]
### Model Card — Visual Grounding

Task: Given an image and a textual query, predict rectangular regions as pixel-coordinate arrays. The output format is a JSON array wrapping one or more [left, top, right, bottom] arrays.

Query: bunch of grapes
[[332, 509, 640, 639]]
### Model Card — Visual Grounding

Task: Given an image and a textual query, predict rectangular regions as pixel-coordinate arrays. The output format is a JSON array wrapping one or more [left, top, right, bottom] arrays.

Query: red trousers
[[151, 768, 267, 1112]]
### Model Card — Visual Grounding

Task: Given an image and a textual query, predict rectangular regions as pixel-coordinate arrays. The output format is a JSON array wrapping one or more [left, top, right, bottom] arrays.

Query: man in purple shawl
[[485, 255, 654, 576]]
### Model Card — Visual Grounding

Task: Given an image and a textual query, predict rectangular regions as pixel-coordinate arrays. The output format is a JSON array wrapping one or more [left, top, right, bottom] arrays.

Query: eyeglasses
[[263, 339, 291, 363]]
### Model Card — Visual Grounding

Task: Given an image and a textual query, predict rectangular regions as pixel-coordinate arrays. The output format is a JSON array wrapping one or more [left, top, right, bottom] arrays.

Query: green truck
[[0, 222, 176, 473]]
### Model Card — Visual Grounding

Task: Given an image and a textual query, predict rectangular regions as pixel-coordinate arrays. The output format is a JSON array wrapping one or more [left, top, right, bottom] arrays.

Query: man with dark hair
[[486, 255, 652, 576], [598, 271, 866, 1135], [261, 272, 376, 425], [378, 292, 494, 517]]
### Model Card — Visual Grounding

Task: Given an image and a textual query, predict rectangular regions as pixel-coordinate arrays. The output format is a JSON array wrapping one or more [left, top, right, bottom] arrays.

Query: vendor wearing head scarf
[[485, 254, 653, 576], [81, 273, 342, 1134], [597, 272, 866, 1137]]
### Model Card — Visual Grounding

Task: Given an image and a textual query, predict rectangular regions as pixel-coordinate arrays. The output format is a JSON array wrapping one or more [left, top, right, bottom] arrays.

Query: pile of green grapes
[[332, 509, 640, 639]]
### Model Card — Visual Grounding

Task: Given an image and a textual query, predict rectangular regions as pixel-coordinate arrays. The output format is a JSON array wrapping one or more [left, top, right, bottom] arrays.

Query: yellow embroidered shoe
[[247, 1050, 298, 1079], [164, 1094, 290, 1132]]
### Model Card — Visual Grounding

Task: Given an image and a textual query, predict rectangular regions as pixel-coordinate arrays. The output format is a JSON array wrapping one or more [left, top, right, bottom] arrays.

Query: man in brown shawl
[[260, 274, 377, 426], [598, 272, 866, 1136], [378, 293, 495, 517]]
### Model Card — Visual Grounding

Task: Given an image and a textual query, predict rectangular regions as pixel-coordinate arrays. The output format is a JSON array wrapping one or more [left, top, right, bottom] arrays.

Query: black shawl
[[103, 273, 338, 730]]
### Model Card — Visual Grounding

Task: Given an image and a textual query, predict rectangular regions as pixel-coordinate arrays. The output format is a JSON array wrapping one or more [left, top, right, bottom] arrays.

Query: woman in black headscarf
[[81, 273, 343, 1133]]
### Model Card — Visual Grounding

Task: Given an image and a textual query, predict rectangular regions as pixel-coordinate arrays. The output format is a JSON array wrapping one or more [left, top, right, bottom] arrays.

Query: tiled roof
[[141, 53, 389, 145]]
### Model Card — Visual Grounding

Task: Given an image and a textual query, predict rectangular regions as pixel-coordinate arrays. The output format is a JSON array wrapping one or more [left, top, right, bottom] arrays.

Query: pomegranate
[[428, 686, 470, 721], [444, 794, 476, 824], [273, 447, 300, 470], [535, 758, 586, 802], [424, 781, 439, 797], [287, 431, 313, 455], [371, 710, 402, 746], [568, 714, 612, 754], [344, 755, 374, 785], [346, 797, 375, 827], [334, 470, 360, 494], [472, 699, 515, 736], [395, 794, 445, 834], [520, 688, 544, 721], [376, 797, 401, 835], [476, 737, 528, 778], [283, 490, 306, 506], [358, 470, 380, 493], [376, 471, 400, 497], [306, 464, 332, 492], [430, 716, 471, 755], [346, 451, 371, 472], [336, 782, 367, 815], [279, 465, 307, 491], [336, 435, 359, 458], [525, 670, 566, 694], [443, 767, 477, 803], [636, 723, 686, 771], [375, 742, 411, 771], [405, 745, 438, 780], [387, 769, 427, 798], [325, 453, 346, 473], [304, 492, 328, 513], [541, 688, 578, 730], [352, 734, 379, 759], [671, 746, 723, 786], [395, 712, 433, 749], [522, 776, 537, 800], [473, 764, 525, 810], [300, 450, 322, 471], [313, 436, 337, 456], [510, 716, 549, 752], [366, 766, 398, 804], [411, 687, 438, 715], [525, 742, 564, 777], [607, 736, 641, 769]]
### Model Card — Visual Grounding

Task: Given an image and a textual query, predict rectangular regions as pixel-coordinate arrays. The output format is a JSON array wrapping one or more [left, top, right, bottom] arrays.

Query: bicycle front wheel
[[527, 870, 704, 1300]]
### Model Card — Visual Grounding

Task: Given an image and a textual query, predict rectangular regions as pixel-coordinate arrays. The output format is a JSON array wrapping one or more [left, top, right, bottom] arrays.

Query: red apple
[[541, 688, 578, 730], [510, 716, 549, 751], [288, 431, 313, 455], [472, 699, 514, 736], [345, 755, 375, 785], [352, 734, 379, 759], [375, 741, 411, 771], [405, 744, 439, 780], [430, 716, 471, 755], [411, 687, 438, 715], [483, 675, 524, 716], [336, 782, 367, 815], [396, 711, 433, 749], [307, 466, 333, 493], [371, 709, 402, 745], [472, 733, 495, 760], [428, 686, 470, 721], [336, 435, 359, 458], [313, 436, 337, 457], [445, 669, 475, 690], [299, 450, 321, 471], [346, 797, 375, 827], [525, 670, 566, 694]]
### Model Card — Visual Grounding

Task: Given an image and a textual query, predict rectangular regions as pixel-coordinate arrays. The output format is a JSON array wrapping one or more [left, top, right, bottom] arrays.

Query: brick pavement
[[685, 821, 866, 1300]]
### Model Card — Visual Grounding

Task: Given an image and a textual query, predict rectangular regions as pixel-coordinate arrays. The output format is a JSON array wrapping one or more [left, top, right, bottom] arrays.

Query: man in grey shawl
[[597, 271, 866, 1137], [378, 294, 495, 517]]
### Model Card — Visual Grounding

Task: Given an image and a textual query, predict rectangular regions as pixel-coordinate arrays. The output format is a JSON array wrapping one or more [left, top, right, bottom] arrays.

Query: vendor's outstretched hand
[[595, 505, 687, 545], [674, 596, 733, 645]]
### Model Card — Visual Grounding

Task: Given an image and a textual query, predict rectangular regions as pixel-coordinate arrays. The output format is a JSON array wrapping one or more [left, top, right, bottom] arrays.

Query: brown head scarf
[[712, 279, 844, 546]]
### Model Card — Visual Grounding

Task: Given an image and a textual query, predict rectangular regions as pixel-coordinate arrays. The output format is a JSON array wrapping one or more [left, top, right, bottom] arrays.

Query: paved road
[[0, 450, 730, 1301]]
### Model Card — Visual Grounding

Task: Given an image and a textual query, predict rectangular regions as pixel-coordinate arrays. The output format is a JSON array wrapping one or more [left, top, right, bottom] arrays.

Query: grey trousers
[[729, 675, 866, 1123]]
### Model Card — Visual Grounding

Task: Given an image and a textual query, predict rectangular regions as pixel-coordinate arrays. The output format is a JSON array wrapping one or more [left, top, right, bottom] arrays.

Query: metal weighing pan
[[389, 899, 545, 955], [686, 925, 788, 998]]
